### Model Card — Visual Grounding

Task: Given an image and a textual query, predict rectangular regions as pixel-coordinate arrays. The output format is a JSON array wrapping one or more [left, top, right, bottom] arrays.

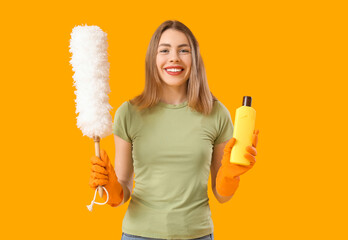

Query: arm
[[113, 134, 134, 206], [210, 139, 236, 204]]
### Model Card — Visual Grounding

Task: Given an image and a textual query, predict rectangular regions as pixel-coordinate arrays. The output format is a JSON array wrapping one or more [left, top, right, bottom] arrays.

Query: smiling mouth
[[164, 68, 184, 75], [165, 68, 184, 72]]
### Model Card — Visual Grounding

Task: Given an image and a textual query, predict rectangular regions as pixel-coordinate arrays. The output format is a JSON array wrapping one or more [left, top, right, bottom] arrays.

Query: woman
[[89, 20, 259, 240]]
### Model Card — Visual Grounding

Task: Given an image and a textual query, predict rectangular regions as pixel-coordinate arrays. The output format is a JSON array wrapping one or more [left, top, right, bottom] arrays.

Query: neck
[[160, 84, 188, 105]]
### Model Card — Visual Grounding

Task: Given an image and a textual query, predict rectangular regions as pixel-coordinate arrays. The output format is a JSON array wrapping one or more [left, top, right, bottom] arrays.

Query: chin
[[162, 79, 188, 87]]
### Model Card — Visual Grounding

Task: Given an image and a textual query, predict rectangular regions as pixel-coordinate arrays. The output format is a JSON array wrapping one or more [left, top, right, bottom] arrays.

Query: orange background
[[1, 0, 347, 239]]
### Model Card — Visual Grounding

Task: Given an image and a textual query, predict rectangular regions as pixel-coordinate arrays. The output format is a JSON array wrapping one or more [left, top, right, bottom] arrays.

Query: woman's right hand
[[89, 149, 110, 189], [89, 149, 124, 207]]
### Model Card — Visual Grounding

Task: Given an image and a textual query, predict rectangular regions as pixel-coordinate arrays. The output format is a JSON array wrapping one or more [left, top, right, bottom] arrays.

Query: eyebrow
[[158, 43, 190, 48]]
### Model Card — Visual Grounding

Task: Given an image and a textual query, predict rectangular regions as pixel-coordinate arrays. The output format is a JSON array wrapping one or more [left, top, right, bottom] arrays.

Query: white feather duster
[[69, 25, 112, 211], [69, 25, 112, 139]]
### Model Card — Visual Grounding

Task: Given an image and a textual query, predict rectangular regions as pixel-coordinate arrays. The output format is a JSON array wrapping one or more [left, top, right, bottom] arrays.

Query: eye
[[159, 49, 169, 53], [180, 49, 190, 53]]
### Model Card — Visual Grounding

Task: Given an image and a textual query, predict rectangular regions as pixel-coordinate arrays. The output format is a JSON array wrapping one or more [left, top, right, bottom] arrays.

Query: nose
[[169, 50, 180, 62]]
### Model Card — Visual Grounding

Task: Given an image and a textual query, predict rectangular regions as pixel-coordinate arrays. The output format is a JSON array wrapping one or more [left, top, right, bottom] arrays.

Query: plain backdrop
[[0, 0, 347, 239]]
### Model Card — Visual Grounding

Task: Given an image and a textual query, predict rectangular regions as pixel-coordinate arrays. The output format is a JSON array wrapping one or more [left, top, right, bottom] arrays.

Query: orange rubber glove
[[89, 149, 124, 207], [216, 129, 259, 196]]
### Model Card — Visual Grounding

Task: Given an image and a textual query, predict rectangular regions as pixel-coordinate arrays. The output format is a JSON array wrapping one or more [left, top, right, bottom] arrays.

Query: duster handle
[[93, 136, 104, 198]]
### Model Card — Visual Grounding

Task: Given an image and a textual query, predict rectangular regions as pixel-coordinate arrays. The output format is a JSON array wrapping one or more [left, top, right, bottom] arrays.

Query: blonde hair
[[129, 20, 218, 115]]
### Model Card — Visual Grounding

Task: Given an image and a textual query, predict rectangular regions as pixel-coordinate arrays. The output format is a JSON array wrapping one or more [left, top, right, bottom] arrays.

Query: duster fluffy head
[[69, 25, 113, 139]]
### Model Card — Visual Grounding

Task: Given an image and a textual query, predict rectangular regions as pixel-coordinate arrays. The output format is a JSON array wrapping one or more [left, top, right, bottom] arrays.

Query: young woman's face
[[156, 29, 192, 88]]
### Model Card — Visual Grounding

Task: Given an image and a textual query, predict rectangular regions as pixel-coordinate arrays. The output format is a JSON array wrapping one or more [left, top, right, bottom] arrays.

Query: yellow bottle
[[230, 96, 256, 166]]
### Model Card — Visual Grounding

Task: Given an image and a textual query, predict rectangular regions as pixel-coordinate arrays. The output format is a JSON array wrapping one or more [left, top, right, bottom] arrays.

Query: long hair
[[129, 20, 218, 115]]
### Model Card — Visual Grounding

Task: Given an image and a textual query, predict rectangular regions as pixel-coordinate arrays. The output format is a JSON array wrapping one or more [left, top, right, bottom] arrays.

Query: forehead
[[158, 29, 190, 45]]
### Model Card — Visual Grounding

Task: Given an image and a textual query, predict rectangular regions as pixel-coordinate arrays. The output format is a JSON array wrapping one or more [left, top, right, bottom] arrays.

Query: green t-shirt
[[112, 99, 233, 239]]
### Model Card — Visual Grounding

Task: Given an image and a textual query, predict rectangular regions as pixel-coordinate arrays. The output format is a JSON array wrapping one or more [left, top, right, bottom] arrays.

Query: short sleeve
[[112, 101, 132, 143], [214, 101, 234, 145]]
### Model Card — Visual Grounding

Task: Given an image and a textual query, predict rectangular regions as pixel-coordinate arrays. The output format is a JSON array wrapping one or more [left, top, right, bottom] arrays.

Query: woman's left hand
[[221, 129, 259, 176], [216, 129, 259, 196]]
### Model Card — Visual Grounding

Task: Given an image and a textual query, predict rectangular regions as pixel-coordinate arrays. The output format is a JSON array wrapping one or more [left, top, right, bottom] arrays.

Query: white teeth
[[165, 68, 183, 72]]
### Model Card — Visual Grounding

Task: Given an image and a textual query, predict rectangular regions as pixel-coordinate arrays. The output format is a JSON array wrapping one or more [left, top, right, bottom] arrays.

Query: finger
[[244, 152, 256, 165], [224, 138, 236, 154], [91, 172, 108, 179], [91, 165, 108, 175], [89, 177, 97, 188], [246, 145, 257, 156], [89, 177, 103, 188], [99, 149, 110, 165], [91, 156, 107, 167], [96, 179, 109, 186], [89, 177, 108, 188], [252, 129, 259, 148]]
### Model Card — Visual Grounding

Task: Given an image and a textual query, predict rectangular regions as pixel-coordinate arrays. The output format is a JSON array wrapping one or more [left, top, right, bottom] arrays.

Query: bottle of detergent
[[230, 96, 256, 165]]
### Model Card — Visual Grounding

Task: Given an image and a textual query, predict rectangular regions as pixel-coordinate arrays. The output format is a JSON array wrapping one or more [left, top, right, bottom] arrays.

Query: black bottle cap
[[243, 96, 252, 107]]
